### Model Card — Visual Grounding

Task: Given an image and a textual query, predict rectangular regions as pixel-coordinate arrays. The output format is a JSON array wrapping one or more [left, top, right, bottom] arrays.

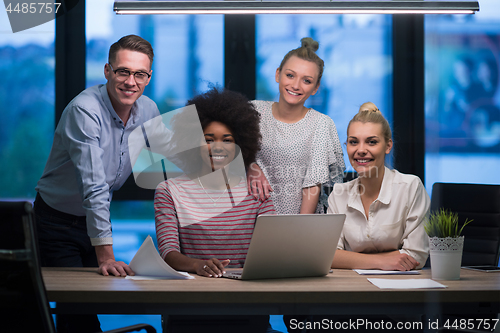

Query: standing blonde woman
[[329, 103, 430, 271], [248, 37, 345, 214]]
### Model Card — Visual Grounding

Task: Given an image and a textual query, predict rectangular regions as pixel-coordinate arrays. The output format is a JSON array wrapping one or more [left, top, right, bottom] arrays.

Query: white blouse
[[253, 100, 345, 214], [327, 167, 430, 268]]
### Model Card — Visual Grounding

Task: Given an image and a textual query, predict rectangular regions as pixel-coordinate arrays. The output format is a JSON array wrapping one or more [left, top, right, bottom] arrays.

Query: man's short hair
[[108, 34, 154, 68]]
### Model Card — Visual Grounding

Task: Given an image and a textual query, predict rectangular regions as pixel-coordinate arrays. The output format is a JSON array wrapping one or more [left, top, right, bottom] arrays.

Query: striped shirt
[[154, 175, 275, 268]]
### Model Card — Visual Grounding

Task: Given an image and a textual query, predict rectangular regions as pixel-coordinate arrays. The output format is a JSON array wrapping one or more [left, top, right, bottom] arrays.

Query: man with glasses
[[34, 35, 160, 332]]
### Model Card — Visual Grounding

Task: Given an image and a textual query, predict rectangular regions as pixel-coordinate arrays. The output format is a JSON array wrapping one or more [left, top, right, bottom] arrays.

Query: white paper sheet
[[126, 235, 194, 280], [354, 269, 421, 275], [367, 278, 447, 289]]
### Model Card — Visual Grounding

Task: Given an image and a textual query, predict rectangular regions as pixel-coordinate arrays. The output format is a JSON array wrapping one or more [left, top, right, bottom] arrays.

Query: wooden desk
[[43, 267, 500, 317]]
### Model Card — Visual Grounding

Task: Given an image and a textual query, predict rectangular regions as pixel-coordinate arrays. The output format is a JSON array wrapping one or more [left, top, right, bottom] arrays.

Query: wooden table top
[[42, 267, 500, 305]]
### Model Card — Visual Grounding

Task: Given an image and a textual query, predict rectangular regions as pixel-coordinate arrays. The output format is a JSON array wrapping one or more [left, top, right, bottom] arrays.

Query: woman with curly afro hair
[[155, 87, 275, 277], [154, 87, 275, 332], [165, 86, 263, 174]]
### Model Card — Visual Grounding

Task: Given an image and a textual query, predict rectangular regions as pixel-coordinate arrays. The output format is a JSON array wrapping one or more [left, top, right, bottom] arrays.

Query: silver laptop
[[223, 214, 345, 280]]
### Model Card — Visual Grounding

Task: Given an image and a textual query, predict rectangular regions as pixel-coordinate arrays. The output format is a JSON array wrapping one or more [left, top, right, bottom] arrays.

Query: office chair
[[0, 201, 156, 333], [430, 183, 500, 266], [429, 184, 500, 333]]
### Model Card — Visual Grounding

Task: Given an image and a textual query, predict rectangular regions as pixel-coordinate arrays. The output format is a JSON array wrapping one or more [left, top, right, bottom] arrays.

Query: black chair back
[[0, 201, 158, 333], [0, 200, 56, 333], [430, 183, 500, 266]]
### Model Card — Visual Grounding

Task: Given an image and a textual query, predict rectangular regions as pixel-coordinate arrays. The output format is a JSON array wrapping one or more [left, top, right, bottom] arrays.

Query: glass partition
[[425, 0, 500, 191]]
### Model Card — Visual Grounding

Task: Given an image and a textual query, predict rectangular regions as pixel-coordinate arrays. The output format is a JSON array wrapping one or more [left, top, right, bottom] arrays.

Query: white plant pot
[[428, 236, 464, 280]]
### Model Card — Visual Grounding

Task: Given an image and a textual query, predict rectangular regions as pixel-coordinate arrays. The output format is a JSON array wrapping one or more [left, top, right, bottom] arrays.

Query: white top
[[327, 167, 430, 268], [253, 100, 345, 214]]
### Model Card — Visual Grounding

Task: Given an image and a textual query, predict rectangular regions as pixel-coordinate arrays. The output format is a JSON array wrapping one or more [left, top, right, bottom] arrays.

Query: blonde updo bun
[[278, 37, 324, 85], [358, 102, 380, 113], [300, 37, 319, 52]]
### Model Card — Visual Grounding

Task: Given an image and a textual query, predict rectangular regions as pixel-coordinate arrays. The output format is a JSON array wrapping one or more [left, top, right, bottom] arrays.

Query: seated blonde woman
[[328, 102, 430, 271], [284, 103, 429, 333]]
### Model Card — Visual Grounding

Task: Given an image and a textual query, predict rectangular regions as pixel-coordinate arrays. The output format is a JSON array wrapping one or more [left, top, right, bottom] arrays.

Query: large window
[[256, 14, 393, 170], [0, 11, 55, 199], [425, 0, 500, 190]]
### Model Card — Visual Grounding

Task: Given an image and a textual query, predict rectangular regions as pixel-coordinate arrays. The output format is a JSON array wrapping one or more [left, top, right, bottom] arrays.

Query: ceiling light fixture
[[114, 1, 479, 15]]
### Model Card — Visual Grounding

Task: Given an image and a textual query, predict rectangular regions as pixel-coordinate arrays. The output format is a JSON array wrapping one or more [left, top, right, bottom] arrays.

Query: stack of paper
[[354, 269, 420, 275], [126, 235, 194, 280], [367, 278, 447, 289]]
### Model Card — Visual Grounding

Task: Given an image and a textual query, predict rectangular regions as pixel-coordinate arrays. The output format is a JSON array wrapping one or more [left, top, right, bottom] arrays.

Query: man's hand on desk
[[95, 244, 135, 277], [98, 259, 134, 277]]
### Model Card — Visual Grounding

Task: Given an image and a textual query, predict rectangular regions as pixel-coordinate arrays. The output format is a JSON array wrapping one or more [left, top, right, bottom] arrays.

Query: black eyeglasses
[[108, 64, 151, 84]]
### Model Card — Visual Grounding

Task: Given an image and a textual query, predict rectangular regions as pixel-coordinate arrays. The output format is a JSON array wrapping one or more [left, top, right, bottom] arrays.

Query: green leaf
[[424, 208, 473, 238]]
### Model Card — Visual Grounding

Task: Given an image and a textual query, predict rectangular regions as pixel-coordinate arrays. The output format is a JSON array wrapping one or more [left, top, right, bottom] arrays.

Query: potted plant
[[425, 209, 473, 280]]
